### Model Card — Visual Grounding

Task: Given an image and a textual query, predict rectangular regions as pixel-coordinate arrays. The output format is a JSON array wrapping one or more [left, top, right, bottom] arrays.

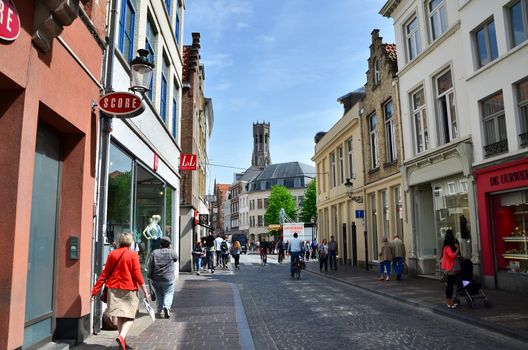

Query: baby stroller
[[454, 258, 491, 308]]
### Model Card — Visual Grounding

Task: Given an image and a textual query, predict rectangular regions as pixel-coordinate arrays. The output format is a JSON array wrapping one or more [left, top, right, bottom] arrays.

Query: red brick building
[[0, 1, 105, 348]]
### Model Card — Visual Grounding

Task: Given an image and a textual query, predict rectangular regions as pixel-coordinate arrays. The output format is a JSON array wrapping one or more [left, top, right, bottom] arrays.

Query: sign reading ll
[[0, 0, 21, 41], [180, 154, 197, 171]]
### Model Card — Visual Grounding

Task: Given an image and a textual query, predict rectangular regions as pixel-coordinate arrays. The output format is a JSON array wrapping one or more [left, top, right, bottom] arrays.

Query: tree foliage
[[264, 185, 297, 226], [300, 179, 317, 223]]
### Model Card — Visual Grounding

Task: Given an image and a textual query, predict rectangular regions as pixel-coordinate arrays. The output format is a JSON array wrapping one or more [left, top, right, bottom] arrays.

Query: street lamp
[[344, 179, 363, 203], [130, 49, 155, 95]]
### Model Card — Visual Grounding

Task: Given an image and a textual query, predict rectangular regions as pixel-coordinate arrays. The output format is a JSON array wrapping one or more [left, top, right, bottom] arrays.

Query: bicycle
[[292, 255, 304, 280], [260, 249, 267, 266]]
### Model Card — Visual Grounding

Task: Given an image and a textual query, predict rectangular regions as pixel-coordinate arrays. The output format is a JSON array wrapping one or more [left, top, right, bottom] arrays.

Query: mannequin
[[143, 214, 162, 251]]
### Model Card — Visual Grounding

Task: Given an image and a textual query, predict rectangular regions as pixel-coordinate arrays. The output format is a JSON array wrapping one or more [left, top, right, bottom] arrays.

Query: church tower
[[252, 121, 271, 169]]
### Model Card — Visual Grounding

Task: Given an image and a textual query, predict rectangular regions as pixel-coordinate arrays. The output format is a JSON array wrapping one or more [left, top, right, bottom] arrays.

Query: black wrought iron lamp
[[130, 49, 155, 95]]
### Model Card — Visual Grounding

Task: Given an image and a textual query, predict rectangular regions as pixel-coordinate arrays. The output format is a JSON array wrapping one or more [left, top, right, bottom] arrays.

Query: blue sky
[[183, 0, 395, 189]]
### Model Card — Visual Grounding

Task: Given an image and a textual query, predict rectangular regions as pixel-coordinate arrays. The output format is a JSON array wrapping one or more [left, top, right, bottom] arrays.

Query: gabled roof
[[253, 162, 315, 181], [238, 166, 262, 182]]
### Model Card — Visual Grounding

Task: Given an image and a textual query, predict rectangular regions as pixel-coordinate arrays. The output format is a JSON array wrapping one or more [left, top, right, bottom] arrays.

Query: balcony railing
[[519, 131, 528, 147], [484, 139, 508, 157]]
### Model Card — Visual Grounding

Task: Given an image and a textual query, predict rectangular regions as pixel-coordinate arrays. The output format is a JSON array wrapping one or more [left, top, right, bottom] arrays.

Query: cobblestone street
[[216, 254, 527, 350]]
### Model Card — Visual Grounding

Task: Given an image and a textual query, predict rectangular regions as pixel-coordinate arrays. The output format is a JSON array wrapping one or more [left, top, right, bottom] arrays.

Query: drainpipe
[[92, 0, 118, 334]]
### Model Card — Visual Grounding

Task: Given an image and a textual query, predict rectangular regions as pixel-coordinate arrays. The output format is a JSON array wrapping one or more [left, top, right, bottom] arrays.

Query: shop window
[[432, 177, 471, 260], [491, 190, 528, 274], [135, 164, 165, 266], [107, 143, 133, 245]]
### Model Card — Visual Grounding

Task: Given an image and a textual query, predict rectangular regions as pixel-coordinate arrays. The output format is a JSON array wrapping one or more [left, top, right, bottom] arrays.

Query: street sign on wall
[[0, 0, 20, 42], [98, 92, 143, 117]]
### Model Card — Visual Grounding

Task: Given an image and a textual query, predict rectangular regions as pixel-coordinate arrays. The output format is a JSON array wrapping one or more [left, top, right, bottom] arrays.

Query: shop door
[[24, 127, 62, 348]]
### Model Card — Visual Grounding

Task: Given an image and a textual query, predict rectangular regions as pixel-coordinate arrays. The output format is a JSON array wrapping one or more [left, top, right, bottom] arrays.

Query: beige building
[[360, 30, 409, 268], [313, 89, 367, 266]]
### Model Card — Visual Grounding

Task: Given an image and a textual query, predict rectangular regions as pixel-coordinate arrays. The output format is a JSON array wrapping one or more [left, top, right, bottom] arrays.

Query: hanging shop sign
[[153, 153, 159, 172], [0, 0, 20, 41], [98, 91, 144, 117], [180, 154, 197, 171]]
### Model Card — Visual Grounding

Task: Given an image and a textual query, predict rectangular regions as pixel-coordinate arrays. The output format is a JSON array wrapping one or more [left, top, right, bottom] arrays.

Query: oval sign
[[98, 91, 143, 116], [0, 0, 21, 41]]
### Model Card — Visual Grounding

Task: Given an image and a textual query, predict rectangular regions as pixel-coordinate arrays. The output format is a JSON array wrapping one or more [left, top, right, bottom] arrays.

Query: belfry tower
[[252, 121, 271, 169]]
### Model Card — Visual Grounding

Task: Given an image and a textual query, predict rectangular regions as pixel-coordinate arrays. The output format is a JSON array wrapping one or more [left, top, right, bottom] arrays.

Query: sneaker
[[163, 307, 170, 319], [386, 276, 390, 281], [196, 271, 200, 275]]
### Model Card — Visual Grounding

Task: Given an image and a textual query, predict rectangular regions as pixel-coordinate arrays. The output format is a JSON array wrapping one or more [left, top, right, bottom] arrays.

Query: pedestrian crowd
[[378, 234, 406, 281], [192, 233, 245, 274]]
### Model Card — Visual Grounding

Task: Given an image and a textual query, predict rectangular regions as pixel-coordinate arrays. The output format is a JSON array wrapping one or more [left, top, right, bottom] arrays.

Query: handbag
[[99, 250, 127, 303], [148, 279, 157, 302]]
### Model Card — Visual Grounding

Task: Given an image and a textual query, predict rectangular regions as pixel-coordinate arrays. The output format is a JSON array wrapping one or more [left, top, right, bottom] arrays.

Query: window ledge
[[383, 160, 398, 168], [368, 167, 380, 175]]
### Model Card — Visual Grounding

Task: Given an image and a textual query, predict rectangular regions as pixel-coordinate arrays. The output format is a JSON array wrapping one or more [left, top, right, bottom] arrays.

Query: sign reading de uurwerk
[[0, 0, 21, 41]]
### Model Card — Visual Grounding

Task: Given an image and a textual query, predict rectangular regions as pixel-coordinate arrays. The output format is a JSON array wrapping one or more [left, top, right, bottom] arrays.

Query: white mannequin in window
[[143, 214, 162, 250]]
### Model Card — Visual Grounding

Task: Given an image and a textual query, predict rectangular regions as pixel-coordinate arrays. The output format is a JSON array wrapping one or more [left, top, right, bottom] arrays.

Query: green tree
[[300, 179, 317, 223], [264, 185, 297, 226]]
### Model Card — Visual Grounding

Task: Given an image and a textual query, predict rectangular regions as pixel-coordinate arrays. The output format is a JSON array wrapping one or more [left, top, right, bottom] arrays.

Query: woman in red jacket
[[92, 233, 149, 350], [440, 229, 460, 308]]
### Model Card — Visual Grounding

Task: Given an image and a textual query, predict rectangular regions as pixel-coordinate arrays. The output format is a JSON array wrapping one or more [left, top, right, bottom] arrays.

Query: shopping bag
[[143, 298, 155, 321]]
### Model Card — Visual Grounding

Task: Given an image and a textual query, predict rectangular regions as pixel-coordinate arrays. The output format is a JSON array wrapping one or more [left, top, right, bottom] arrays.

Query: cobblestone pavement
[[212, 254, 528, 350]]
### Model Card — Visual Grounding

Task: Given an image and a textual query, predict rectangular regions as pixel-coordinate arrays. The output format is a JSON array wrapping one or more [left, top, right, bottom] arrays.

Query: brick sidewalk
[[304, 260, 528, 343], [74, 276, 252, 350]]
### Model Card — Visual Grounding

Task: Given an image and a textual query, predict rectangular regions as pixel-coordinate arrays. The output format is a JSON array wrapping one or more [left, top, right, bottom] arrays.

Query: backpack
[[221, 241, 229, 253]]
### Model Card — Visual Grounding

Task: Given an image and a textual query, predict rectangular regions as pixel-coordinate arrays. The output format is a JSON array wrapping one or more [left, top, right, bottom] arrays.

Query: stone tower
[[252, 122, 271, 169]]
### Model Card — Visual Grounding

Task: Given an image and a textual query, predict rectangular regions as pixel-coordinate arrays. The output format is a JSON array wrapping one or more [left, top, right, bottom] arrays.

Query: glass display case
[[492, 190, 528, 274]]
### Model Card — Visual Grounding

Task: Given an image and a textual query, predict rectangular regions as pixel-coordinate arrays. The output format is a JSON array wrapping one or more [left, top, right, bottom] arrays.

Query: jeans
[[207, 251, 215, 270], [233, 253, 240, 268], [392, 257, 404, 279], [319, 255, 328, 271], [446, 274, 457, 299], [152, 280, 175, 314], [379, 260, 391, 276], [328, 251, 337, 270], [216, 251, 222, 266], [290, 251, 301, 275], [194, 256, 202, 271]]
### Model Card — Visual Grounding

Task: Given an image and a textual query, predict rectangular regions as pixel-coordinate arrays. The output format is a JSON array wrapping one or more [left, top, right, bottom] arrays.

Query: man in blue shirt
[[288, 232, 302, 277]]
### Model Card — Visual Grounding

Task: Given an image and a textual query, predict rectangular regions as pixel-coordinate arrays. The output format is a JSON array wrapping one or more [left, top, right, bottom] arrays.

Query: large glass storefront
[[490, 189, 528, 275], [432, 176, 472, 261], [106, 142, 175, 267]]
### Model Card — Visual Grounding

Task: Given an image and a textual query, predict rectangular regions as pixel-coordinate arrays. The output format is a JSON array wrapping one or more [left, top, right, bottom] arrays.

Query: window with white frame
[[347, 139, 354, 179], [481, 91, 508, 156], [405, 15, 422, 61], [411, 88, 429, 154], [509, 0, 528, 48], [118, 0, 136, 62], [374, 59, 380, 85], [330, 152, 336, 187], [435, 69, 457, 145], [384, 100, 397, 163], [338, 146, 344, 184], [428, 0, 447, 41], [474, 18, 498, 68], [145, 17, 157, 100], [369, 113, 379, 169], [518, 79, 528, 146]]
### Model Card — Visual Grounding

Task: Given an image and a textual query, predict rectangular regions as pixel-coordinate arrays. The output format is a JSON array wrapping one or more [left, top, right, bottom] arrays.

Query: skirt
[[106, 288, 139, 319]]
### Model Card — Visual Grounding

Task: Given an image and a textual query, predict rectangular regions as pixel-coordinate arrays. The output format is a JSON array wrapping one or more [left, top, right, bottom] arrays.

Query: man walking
[[328, 235, 338, 271], [205, 232, 215, 273], [214, 234, 223, 267], [390, 234, 406, 280], [148, 236, 178, 318], [288, 232, 302, 277]]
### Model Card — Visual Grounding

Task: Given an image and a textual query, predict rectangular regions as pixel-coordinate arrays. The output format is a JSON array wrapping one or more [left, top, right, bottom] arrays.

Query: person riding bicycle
[[260, 238, 270, 265], [289, 232, 302, 277]]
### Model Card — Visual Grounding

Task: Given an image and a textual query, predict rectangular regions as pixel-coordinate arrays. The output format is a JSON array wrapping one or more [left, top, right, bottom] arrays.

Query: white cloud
[[201, 53, 233, 68], [236, 22, 250, 30], [260, 35, 276, 43]]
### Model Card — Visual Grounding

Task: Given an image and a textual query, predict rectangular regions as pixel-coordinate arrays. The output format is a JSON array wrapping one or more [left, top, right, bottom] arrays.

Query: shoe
[[196, 271, 200, 275], [163, 307, 170, 318], [379, 277, 384, 280], [116, 336, 126, 350], [448, 303, 458, 309], [386, 276, 390, 281]]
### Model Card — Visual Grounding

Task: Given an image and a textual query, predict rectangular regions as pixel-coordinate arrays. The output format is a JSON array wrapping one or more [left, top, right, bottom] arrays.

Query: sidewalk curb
[[305, 269, 528, 344], [230, 283, 256, 350]]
